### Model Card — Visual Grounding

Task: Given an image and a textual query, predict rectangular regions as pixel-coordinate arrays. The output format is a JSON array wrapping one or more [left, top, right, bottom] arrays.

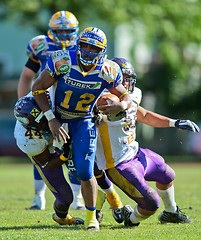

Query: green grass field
[[0, 159, 201, 240]]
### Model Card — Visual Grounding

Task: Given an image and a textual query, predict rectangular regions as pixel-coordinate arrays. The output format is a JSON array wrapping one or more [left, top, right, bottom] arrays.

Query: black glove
[[62, 138, 73, 160], [107, 110, 127, 121]]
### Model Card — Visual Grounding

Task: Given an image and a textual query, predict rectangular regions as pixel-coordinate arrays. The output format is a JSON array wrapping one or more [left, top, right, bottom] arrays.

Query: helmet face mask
[[111, 58, 136, 93], [48, 11, 79, 48], [76, 27, 107, 66], [14, 96, 50, 132]]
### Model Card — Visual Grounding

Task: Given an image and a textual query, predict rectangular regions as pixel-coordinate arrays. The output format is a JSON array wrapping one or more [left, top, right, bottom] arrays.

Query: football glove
[[170, 119, 200, 132], [107, 111, 127, 121], [62, 138, 73, 160]]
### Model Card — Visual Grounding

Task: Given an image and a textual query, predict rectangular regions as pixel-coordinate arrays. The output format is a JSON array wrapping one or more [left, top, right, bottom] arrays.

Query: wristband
[[121, 101, 128, 110], [119, 91, 128, 100], [44, 109, 55, 121], [32, 90, 46, 96], [169, 119, 177, 127], [60, 154, 68, 161]]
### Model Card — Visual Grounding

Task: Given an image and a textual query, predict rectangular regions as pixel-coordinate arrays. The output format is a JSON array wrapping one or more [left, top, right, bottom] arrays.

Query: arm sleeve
[[25, 58, 40, 73]]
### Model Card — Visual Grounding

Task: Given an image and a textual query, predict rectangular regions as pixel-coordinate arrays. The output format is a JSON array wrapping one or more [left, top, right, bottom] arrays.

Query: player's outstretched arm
[[137, 106, 200, 132]]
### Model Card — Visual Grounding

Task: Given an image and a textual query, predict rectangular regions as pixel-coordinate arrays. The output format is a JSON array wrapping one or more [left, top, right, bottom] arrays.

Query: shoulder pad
[[52, 50, 71, 74], [130, 87, 142, 106], [28, 35, 47, 56], [99, 59, 120, 83]]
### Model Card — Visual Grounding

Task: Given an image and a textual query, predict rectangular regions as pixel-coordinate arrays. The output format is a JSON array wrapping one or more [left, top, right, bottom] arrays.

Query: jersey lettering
[[24, 129, 44, 140]]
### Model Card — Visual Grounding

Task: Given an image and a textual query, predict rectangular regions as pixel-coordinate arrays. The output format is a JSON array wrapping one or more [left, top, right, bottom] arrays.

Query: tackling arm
[[136, 106, 170, 128], [136, 106, 200, 132]]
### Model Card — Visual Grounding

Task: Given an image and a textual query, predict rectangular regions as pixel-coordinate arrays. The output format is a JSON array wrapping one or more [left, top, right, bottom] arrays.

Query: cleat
[[52, 213, 84, 225], [71, 196, 85, 210], [96, 210, 103, 223], [28, 205, 43, 210], [112, 207, 124, 223], [158, 206, 192, 224], [122, 205, 140, 227], [86, 226, 99, 231], [71, 205, 86, 210], [28, 195, 45, 210], [106, 189, 123, 210], [85, 218, 99, 231]]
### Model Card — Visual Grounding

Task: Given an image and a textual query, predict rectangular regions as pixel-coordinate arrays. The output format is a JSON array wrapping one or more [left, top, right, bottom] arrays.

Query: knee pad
[[138, 187, 161, 211], [160, 164, 176, 185]]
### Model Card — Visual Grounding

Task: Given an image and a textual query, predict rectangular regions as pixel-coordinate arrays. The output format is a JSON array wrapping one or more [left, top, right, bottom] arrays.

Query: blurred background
[[0, 0, 201, 161]]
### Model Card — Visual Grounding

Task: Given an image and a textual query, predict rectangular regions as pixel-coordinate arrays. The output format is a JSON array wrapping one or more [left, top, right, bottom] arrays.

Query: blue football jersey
[[45, 50, 123, 123], [26, 35, 76, 71]]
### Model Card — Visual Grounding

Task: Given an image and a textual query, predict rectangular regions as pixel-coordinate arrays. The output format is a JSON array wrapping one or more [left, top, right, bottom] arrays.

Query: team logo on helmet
[[14, 96, 51, 131], [16, 116, 29, 125], [30, 108, 40, 118]]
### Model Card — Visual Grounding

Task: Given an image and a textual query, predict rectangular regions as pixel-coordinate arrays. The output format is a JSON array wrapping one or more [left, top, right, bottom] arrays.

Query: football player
[[95, 57, 200, 227], [31, 27, 132, 231], [14, 93, 124, 227], [14, 93, 84, 226], [17, 11, 83, 211]]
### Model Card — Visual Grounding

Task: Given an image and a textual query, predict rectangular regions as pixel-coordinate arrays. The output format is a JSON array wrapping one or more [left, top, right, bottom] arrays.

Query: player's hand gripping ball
[[96, 93, 119, 111]]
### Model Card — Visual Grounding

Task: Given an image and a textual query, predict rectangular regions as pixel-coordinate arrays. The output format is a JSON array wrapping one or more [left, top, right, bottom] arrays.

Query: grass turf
[[0, 160, 201, 239]]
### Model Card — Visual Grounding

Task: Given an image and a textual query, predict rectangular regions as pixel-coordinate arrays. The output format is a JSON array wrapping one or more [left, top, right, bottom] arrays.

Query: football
[[96, 93, 119, 111]]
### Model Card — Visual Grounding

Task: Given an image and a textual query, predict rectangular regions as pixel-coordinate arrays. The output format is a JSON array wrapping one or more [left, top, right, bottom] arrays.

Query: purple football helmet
[[112, 57, 136, 93], [14, 95, 50, 131]]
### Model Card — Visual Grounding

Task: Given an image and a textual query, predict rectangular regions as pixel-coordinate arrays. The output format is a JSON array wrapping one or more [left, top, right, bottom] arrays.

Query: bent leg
[[106, 158, 161, 212]]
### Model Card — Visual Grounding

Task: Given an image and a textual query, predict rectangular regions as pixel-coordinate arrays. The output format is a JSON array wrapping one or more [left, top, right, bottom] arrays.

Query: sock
[[71, 183, 82, 197], [70, 183, 84, 208], [156, 185, 177, 212], [96, 171, 112, 190], [130, 205, 149, 224], [85, 207, 98, 228], [54, 201, 69, 219], [34, 179, 46, 196], [103, 185, 114, 194]]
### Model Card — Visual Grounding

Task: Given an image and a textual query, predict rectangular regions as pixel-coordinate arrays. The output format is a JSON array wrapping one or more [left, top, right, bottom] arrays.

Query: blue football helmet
[[14, 95, 50, 131], [76, 27, 107, 66], [112, 58, 136, 93], [48, 11, 79, 48]]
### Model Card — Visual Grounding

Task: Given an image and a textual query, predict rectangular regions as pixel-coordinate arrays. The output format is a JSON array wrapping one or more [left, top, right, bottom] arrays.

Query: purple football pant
[[31, 156, 73, 206], [106, 148, 176, 211]]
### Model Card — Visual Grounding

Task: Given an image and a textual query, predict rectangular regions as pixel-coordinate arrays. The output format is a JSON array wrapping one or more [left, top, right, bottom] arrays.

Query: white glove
[[169, 119, 200, 132]]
